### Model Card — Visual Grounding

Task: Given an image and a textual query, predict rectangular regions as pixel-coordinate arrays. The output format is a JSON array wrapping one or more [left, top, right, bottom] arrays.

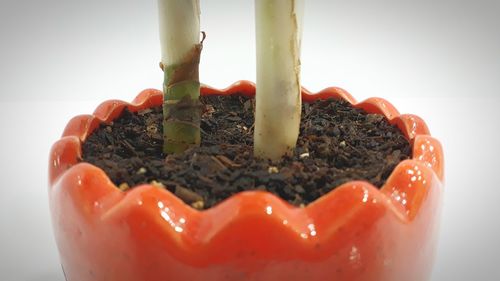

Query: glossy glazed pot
[[49, 81, 444, 281]]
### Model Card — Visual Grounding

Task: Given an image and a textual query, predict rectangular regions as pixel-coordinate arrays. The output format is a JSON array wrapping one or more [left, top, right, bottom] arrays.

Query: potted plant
[[49, 1, 444, 280]]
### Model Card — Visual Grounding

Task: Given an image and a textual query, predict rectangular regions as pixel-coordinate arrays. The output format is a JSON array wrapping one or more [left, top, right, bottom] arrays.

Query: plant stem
[[254, 0, 304, 161], [158, 0, 202, 154]]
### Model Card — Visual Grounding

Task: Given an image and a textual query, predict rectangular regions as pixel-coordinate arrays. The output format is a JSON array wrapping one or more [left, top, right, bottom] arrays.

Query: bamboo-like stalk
[[254, 0, 304, 160], [158, 0, 203, 154]]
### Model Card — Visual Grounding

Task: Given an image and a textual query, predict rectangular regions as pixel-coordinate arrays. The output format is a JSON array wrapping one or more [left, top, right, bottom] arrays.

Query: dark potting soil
[[82, 95, 411, 209]]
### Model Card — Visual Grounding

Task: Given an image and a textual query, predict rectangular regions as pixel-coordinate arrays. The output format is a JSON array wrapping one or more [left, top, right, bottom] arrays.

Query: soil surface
[[82, 95, 411, 209]]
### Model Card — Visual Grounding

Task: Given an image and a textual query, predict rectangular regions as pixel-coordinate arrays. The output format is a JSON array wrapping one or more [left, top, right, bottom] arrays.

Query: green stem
[[158, 0, 202, 154], [162, 44, 202, 154]]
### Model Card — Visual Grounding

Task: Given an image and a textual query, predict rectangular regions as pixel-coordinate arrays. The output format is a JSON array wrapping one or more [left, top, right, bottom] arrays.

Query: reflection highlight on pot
[[349, 246, 362, 268], [158, 201, 184, 233], [266, 206, 273, 215], [307, 223, 317, 237], [362, 190, 369, 203], [299, 223, 318, 240], [418, 140, 438, 170], [391, 190, 408, 207]]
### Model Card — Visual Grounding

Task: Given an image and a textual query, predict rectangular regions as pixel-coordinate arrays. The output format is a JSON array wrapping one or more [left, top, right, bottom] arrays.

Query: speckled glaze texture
[[49, 81, 444, 281]]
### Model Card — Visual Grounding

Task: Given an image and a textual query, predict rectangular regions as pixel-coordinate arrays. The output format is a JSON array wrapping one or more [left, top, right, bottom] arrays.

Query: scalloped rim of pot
[[49, 80, 444, 281]]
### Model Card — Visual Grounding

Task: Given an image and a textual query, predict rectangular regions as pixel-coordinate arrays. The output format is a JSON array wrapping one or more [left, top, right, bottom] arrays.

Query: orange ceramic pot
[[49, 81, 444, 281]]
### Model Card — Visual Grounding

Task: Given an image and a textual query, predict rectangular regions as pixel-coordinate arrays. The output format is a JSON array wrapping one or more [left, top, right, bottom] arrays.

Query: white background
[[1, 0, 499, 280]]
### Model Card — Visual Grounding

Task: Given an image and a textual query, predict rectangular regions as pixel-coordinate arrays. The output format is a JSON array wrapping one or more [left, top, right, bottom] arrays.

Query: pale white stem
[[158, 0, 201, 66], [254, 0, 304, 160]]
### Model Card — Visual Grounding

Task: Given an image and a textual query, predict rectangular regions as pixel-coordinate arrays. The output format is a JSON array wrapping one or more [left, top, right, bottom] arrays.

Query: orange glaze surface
[[49, 81, 444, 281]]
